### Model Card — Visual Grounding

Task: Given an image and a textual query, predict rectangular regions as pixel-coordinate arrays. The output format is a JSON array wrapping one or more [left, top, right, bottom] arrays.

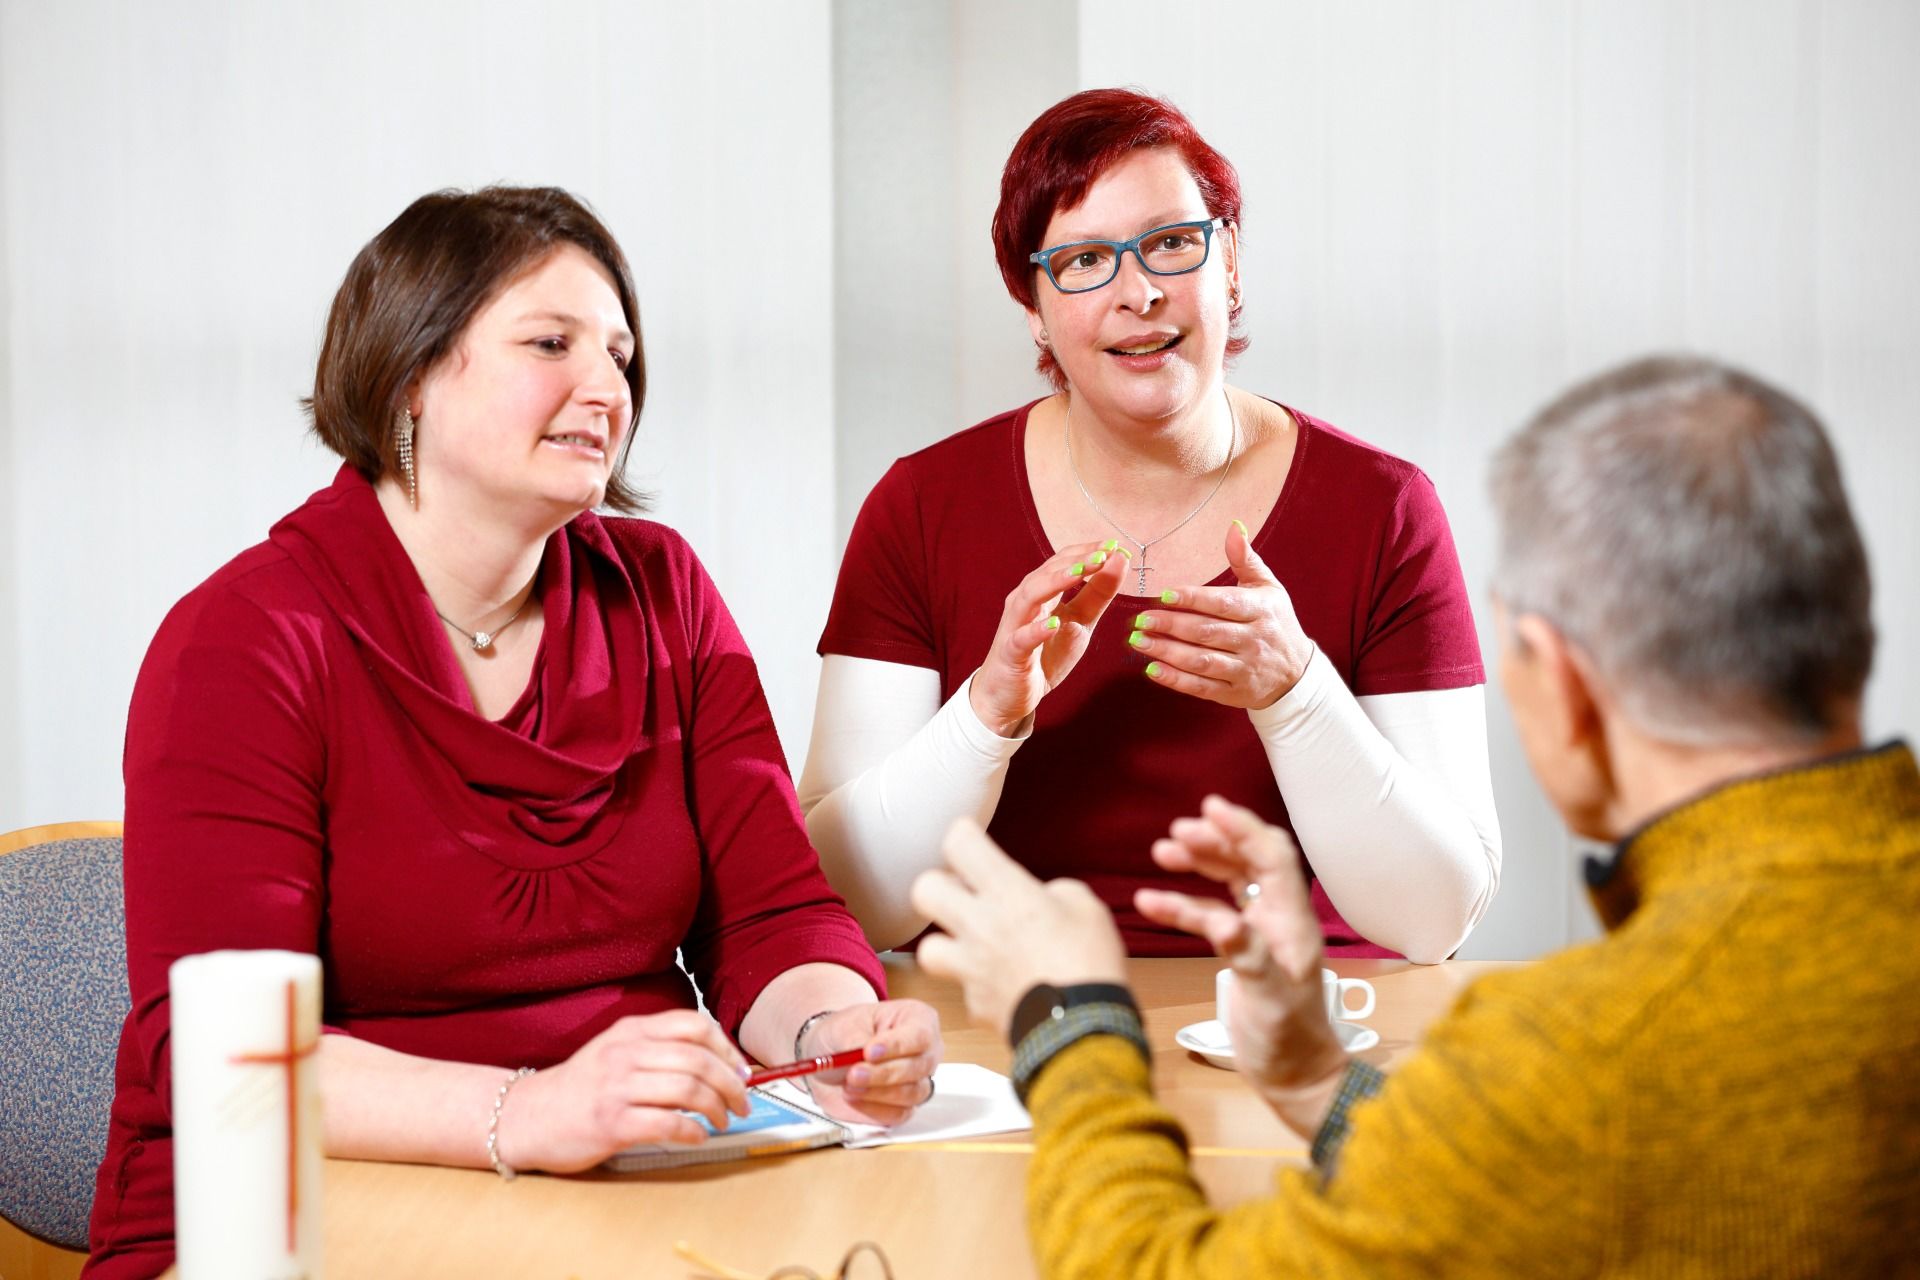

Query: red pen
[[745, 1047, 867, 1088]]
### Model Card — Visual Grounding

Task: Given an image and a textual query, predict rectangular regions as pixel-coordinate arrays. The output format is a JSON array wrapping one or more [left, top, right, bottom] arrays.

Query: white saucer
[[1174, 1018, 1379, 1069]]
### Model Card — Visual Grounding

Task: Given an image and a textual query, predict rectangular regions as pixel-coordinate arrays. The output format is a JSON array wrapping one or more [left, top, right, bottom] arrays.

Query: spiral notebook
[[602, 1062, 1031, 1172], [603, 1087, 848, 1172]]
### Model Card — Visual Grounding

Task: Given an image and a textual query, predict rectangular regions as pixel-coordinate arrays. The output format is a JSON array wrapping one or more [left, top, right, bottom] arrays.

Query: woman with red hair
[[800, 90, 1500, 963]]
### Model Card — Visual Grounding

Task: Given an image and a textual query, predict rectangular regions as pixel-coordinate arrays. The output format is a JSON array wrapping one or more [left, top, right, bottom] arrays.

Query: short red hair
[[992, 88, 1248, 389]]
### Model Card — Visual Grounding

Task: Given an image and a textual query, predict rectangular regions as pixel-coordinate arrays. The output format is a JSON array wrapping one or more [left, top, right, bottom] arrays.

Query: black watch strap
[[1008, 982, 1148, 1104], [1009, 982, 1136, 1045]]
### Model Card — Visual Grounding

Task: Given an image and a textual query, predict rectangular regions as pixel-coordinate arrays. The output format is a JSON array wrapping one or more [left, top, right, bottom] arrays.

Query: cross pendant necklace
[[1130, 553, 1154, 596], [1064, 389, 1239, 596]]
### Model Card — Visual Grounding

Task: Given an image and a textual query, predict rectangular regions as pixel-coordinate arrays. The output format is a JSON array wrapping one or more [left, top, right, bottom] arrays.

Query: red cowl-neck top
[[86, 466, 883, 1278]]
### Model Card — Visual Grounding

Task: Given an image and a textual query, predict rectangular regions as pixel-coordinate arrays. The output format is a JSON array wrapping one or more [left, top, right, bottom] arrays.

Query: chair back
[[0, 830, 130, 1250]]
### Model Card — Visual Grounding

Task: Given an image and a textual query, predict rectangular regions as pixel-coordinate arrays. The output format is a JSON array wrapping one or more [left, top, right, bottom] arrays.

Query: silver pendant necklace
[[1064, 389, 1239, 595], [435, 592, 533, 653]]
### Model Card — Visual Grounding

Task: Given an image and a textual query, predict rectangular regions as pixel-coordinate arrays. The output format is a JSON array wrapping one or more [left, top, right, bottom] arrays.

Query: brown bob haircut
[[306, 185, 648, 513]]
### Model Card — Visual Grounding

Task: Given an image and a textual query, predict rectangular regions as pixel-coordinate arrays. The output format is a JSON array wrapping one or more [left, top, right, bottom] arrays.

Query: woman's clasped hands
[[489, 1000, 941, 1174], [784, 1000, 943, 1127], [970, 523, 1316, 737], [1129, 522, 1315, 710], [491, 1009, 751, 1174]]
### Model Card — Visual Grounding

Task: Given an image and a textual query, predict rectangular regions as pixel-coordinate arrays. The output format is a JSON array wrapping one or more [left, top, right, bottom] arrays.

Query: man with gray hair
[[912, 354, 1920, 1277], [1492, 354, 1875, 750]]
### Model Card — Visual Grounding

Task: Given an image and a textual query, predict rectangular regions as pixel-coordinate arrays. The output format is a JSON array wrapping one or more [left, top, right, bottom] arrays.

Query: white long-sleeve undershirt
[[797, 651, 1502, 961]]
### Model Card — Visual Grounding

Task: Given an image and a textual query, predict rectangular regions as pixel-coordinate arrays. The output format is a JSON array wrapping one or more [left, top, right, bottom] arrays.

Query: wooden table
[[167, 955, 1517, 1279]]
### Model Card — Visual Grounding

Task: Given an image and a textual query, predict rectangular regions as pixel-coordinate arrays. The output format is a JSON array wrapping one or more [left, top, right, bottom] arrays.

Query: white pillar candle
[[169, 950, 324, 1280]]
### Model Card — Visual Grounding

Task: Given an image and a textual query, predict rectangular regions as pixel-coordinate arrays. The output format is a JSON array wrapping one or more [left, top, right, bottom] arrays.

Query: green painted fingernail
[[1102, 538, 1120, 552], [1090, 551, 1107, 567], [1132, 613, 1153, 630], [1145, 661, 1162, 678], [1069, 562, 1085, 576], [1045, 616, 1061, 631], [1115, 545, 1133, 559], [1232, 518, 1249, 538], [1160, 589, 1178, 605], [1128, 630, 1147, 648]]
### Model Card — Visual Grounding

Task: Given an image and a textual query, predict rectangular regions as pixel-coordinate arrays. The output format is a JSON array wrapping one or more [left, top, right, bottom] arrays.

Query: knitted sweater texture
[[1026, 744, 1920, 1278]]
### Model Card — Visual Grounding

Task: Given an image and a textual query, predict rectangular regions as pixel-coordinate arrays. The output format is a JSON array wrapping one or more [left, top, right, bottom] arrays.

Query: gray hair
[[1491, 354, 1874, 745]]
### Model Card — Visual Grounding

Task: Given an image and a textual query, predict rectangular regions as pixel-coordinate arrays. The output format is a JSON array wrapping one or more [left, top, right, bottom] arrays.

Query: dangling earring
[[396, 407, 418, 509]]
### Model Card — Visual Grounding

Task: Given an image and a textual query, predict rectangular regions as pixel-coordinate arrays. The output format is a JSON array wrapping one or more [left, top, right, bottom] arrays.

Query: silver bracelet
[[792, 1009, 837, 1094], [793, 1009, 837, 1061], [486, 1066, 536, 1180]]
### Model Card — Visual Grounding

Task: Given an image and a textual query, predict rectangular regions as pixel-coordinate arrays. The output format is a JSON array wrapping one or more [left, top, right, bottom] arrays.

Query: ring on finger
[[923, 1075, 937, 1104], [1234, 881, 1262, 910]]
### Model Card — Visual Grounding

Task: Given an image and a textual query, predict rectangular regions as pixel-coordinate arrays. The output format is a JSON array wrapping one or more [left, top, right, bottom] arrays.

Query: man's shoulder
[[1429, 931, 1697, 1066], [1438, 867, 1849, 1063]]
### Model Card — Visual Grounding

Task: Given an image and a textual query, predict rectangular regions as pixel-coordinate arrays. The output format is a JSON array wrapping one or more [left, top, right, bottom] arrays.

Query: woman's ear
[[399, 368, 425, 421], [1222, 222, 1242, 305], [1025, 304, 1050, 350]]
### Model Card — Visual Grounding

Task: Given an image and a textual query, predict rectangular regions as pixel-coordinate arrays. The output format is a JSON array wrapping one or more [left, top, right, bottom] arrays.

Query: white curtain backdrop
[[0, 0, 839, 830], [1071, 0, 1920, 955], [5, 0, 1916, 961]]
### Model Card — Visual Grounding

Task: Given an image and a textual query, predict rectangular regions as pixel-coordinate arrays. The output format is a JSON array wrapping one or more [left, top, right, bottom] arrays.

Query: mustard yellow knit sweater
[[1026, 744, 1920, 1278]]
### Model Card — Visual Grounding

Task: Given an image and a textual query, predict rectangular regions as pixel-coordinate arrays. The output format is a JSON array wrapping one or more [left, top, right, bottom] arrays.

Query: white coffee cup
[[1216, 966, 1376, 1032], [1322, 968, 1375, 1022]]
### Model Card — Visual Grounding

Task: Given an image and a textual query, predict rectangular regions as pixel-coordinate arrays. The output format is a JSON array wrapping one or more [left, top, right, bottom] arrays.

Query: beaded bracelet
[[486, 1066, 537, 1180]]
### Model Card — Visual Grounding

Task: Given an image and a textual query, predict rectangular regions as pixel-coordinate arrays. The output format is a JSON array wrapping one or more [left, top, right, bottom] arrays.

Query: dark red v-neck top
[[88, 467, 882, 1278], [819, 402, 1484, 955]]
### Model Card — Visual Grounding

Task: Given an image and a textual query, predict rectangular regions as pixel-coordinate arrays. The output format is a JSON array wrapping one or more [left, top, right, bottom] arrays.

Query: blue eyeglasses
[[1029, 217, 1228, 294]]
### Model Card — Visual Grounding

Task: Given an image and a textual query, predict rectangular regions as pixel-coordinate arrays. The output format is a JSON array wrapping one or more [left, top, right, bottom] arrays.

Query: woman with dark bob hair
[[88, 186, 939, 1278], [801, 90, 1502, 962]]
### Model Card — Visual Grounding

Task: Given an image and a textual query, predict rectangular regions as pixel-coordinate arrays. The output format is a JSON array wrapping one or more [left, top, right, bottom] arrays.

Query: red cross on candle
[[230, 979, 319, 1253]]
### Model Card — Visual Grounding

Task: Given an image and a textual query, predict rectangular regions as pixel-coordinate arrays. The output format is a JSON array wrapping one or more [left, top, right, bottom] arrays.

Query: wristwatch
[[1008, 982, 1149, 1103]]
